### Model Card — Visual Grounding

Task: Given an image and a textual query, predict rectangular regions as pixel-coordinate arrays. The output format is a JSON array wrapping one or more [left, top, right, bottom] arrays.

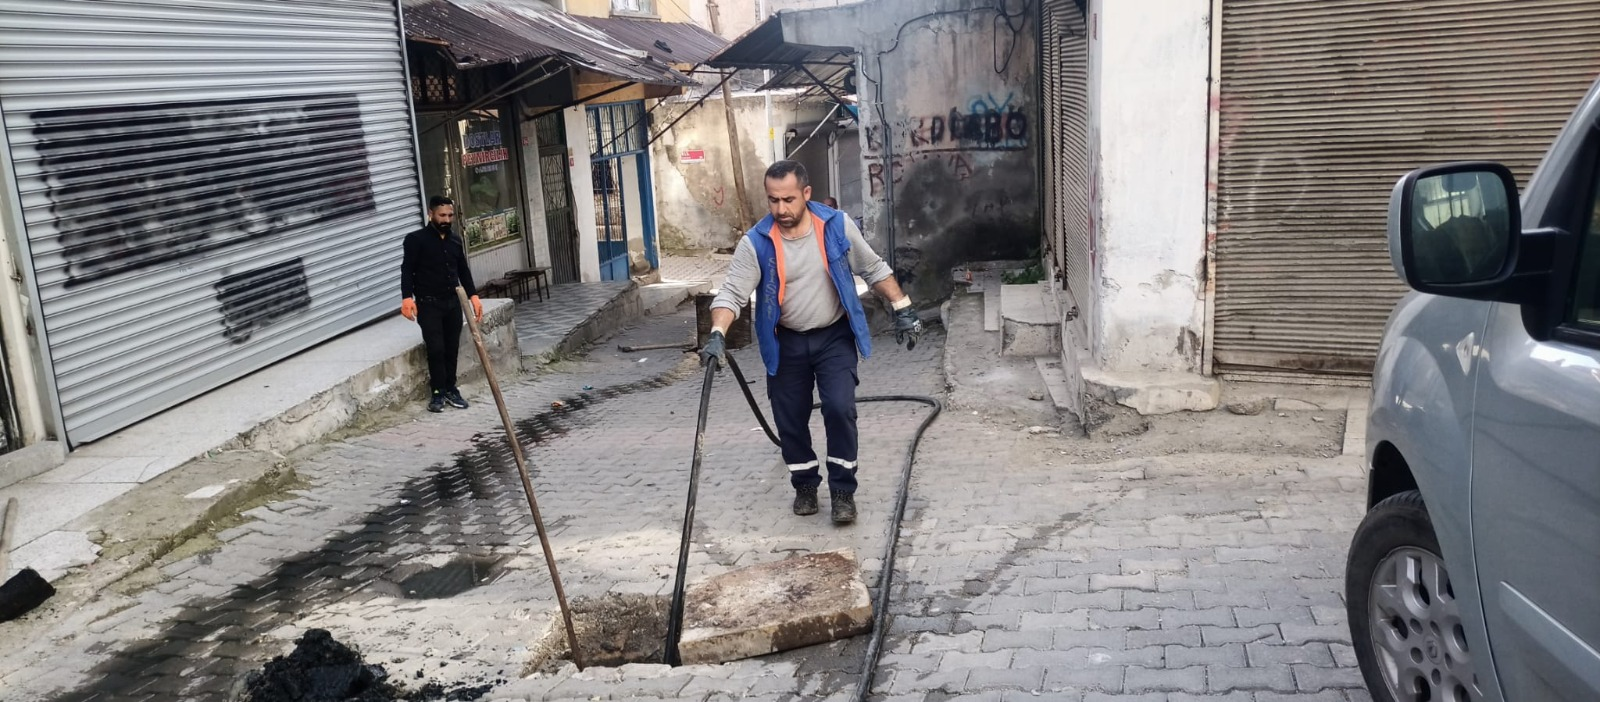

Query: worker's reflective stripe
[[787, 460, 820, 472], [827, 457, 858, 469]]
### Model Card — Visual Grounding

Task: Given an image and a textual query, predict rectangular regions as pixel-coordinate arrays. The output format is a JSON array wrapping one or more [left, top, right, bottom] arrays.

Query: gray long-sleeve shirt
[[712, 214, 893, 331]]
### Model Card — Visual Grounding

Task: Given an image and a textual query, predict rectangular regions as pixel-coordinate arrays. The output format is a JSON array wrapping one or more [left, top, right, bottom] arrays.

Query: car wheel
[[1346, 490, 1482, 702]]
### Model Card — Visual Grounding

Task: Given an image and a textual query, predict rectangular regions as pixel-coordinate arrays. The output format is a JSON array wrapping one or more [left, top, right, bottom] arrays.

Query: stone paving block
[[1043, 665, 1125, 693], [1123, 590, 1195, 610], [1330, 643, 1358, 668], [1023, 610, 1091, 629], [966, 665, 1045, 691], [1083, 694, 1163, 702], [1280, 623, 1352, 646], [1256, 692, 1349, 702], [1164, 643, 1244, 668], [1294, 663, 1367, 691], [1056, 647, 1164, 668], [940, 650, 1015, 671], [1089, 572, 1157, 592], [1207, 664, 1296, 693], [1053, 628, 1128, 651], [981, 629, 1054, 652], [1089, 608, 1161, 630], [1128, 626, 1201, 648], [1246, 642, 1335, 667], [1055, 590, 1124, 612], [1234, 605, 1315, 628], [1200, 625, 1282, 646], [1157, 608, 1234, 629], [1124, 665, 1205, 693]]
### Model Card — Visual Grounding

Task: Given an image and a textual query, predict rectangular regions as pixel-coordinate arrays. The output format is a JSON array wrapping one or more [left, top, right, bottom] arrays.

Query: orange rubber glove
[[400, 298, 417, 321], [470, 295, 483, 322]]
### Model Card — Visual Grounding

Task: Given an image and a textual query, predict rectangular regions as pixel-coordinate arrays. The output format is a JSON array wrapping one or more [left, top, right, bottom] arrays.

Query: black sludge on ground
[[241, 629, 497, 702]]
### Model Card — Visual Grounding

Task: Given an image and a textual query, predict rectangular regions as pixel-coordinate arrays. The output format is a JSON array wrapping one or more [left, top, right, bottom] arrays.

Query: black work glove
[[700, 330, 727, 369], [894, 305, 923, 350]]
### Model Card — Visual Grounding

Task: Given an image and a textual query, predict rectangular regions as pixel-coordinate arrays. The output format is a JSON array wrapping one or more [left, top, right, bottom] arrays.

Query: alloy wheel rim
[[1368, 546, 1482, 702]]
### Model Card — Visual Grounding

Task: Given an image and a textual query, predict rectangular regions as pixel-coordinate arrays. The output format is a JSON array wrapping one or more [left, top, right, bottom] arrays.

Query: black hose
[[664, 358, 719, 667], [665, 351, 942, 702]]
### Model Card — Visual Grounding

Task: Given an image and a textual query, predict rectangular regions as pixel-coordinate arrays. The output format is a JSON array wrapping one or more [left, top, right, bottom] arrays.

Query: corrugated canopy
[[403, 0, 693, 85], [706, 12, 856, 99], [574, 16, 728, 66]]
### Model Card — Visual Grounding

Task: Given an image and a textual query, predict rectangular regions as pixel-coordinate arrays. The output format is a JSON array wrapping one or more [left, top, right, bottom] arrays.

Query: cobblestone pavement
[[0, 304, 1376, 702]]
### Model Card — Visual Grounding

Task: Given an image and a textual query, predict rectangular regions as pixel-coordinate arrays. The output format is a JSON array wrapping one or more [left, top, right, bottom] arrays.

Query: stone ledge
[[1082, 366, 1221, 417]]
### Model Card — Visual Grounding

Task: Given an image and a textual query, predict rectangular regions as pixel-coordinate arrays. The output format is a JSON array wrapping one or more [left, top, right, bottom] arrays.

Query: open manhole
[[376, 556, 505, 600], [525, 593, 670, 673]]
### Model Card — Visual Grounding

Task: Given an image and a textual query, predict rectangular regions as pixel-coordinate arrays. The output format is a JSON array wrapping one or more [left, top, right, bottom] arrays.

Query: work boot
[[831, 490, 856, 525], [793, 486, 819, 516], [444, 388, 469, 409], [427, 392, 445, 413]]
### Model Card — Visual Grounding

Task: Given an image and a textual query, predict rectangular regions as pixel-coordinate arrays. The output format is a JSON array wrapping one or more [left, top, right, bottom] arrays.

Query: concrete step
[[1034, 356, 1082, 423], [0, 441, 66, 491], [1000, 283, 1061, 357], [639, 280, 712, 317]]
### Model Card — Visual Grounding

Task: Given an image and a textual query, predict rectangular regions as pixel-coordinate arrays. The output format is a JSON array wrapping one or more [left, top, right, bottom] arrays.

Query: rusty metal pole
[[707, 0, 754, 228], [454, 287, 585, 670]]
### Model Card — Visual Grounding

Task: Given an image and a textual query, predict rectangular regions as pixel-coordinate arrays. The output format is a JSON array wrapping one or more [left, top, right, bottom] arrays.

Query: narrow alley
[[2, 294, 1371, 701]]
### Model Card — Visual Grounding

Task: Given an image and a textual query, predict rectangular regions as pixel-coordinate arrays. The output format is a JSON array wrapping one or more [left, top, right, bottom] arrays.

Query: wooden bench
[[504, 267, 552, 302]]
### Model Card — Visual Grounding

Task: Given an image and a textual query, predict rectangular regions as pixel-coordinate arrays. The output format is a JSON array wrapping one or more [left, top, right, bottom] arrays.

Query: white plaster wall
[[1090, 0, 1210, 374], [652, 93, 833, 251], [565, 106, 602, 282], [518, 115, 553, 273]]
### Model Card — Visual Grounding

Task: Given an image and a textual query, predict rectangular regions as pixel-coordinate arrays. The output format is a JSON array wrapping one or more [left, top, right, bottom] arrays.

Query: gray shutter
[[1042, 0, 1092, 338], [0, 0, 421, 443], [1213, 0, 1600, 379]]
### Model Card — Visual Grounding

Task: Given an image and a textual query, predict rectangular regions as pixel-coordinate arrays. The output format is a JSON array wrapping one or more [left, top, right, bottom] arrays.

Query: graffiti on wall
[[866, 93, 1030, 156], [29, 94, 377, 340], [868, 152, 979, 198], [214, 258, 312, 344]]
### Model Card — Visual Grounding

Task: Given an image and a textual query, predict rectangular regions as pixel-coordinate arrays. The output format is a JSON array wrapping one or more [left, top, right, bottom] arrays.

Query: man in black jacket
[[401, 196, 483, 413]]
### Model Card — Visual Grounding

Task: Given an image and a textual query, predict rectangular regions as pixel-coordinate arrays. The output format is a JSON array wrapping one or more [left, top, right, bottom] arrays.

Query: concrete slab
[[1082, 365, 1222, 416], [1000, 283, 1061, 357], [677, 549, 872, 665], [0, 442, 65, 491], [6, 530, 99, 582]]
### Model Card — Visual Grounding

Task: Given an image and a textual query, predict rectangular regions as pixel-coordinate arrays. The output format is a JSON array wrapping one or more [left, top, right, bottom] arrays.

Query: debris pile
[[241, 629, 498, 702]]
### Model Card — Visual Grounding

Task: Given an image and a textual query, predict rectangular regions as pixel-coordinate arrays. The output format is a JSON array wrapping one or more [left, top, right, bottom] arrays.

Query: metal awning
[[403, 0, 693, 85], [574, 16, 728, 67], [706, 12, 856, 103]]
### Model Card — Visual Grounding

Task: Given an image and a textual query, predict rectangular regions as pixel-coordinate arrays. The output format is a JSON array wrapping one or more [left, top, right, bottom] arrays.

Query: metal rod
[[527, 81, 638, 121], [786, 102, 842, 160], [421, 58, 562, 136], [664, 358, 719, 666], [453, 286, 585, 670], [797, 63, 859, 124], [617, 341, 695, 352], [647, 70, 737, 145]]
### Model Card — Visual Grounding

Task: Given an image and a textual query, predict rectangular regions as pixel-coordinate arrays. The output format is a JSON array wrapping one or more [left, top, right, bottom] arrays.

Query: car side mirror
[[1388, 162, 1522, 300]]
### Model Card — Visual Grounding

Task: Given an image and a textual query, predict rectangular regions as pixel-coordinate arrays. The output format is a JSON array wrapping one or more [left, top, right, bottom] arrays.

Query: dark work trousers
[[416, 296, 463, 393], [766, 319, 860, 494]]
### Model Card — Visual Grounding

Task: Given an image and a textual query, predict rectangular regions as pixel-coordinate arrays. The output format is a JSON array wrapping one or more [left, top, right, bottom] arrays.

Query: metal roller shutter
[[0, 0, 421, 443], [1214, 0, 1600, 378], [1041, 0, 1091, 335]]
